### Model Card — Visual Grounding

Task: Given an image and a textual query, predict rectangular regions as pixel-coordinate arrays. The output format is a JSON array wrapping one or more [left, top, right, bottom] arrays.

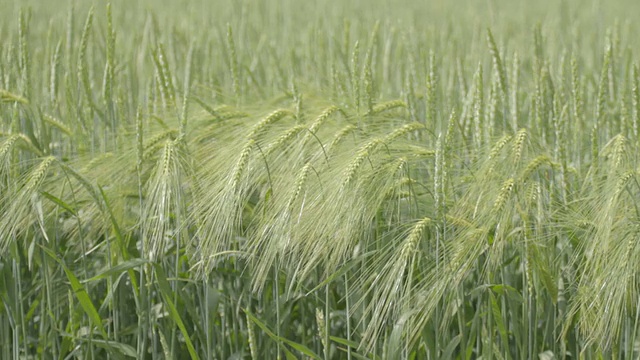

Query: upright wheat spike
[[591, 126, 599, 169], [78, 8, 101, 116], [103, 3, 115, 109], [18, 9, 31, 100], [596, 46, 611, 126], [246, 312, 257, 360], [444, 108, 457, 150], [472, 64, 484, 148], [558, 104, 570, 203], [513, 128, 528, 164], [406, 59, 418, 123], [363, 22, 379, 115], [620, 88, 630, 139], [551, 96, 561, 158], [571, 54, 583, 125], [426, 50, 437, 128], [152, 44, 176, 107], [533, 24, 543, 73], [227, 24, 240, 103], [487, 28, 507, 97], [292, 82, 304, 123], [456, 57, 468, 96], [606, 33, 616, 104], [49, 40, 62, 103], [180, 44, 194, 138], [632, 65, 639, 143], [331, 63, 343, 100], [510, 51, 519, 132], [342, 18, 351, 64], [610, 134, 626, 170], [435, 135, 445, 220], [316, 308, 327, 353], [487, 74, 499, 133], [351, 40, 361, 114]]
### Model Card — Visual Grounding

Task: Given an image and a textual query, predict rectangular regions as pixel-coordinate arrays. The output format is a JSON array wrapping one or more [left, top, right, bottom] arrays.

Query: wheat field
[[2, 0, 640, 359]]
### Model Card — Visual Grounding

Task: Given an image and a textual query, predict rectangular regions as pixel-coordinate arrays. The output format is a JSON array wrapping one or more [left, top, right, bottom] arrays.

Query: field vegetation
[[2, 0, 640, 358]]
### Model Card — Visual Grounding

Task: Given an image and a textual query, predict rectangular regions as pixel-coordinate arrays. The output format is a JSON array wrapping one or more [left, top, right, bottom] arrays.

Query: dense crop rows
[[2, 0, 640, 358]]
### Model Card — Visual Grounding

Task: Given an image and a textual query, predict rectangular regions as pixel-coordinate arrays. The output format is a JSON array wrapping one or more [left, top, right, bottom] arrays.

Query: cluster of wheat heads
[[3, 0, 640, 359]]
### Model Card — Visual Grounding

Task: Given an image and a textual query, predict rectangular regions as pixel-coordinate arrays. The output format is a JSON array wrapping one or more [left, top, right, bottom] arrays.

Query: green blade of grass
[[245, 308, 322, 359], [40, 245, 108, 339], [82, 258, 148, 283], [154, 264, 200, 360]]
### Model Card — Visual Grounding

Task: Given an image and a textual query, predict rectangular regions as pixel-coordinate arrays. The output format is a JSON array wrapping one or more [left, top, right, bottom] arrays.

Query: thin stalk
[[345, 273, 352, 360], [325, 283, 330, 360], [276, 265, 281, 360]]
